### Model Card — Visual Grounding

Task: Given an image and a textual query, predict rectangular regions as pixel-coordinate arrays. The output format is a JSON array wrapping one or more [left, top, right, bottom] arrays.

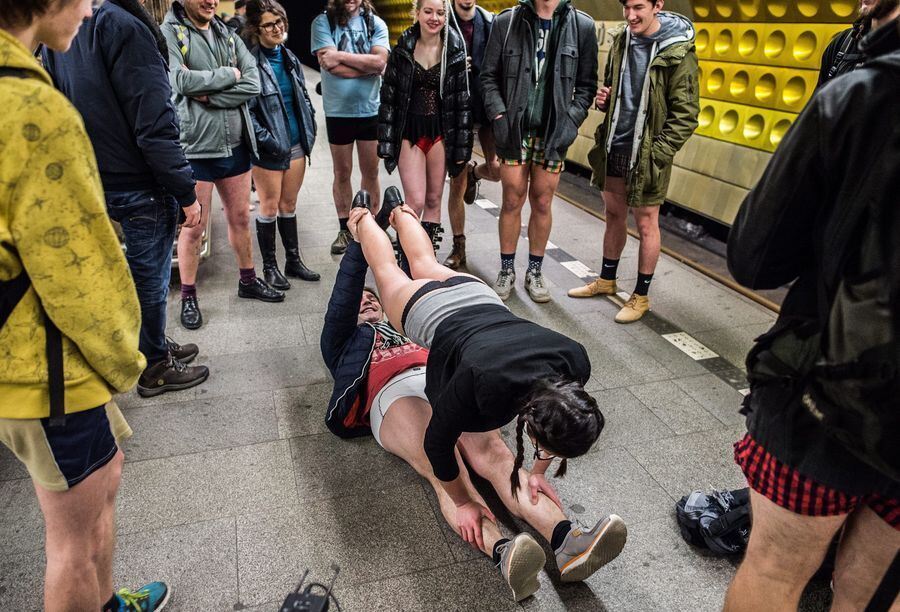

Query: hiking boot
[[238, 277, 285, 302], [443, 235, 466, 269], [421, 221, 444, 253], [256, 218, 290, 291], [568, 277, 618, 298], [331, 229, 352, 255], [463, 161, 479, 205], [376, 186, 404, 230], [493, 269, 516, 301], [615, 293, 650, 323], [555, 515, 627, 583], [525, 270, 551, 303], [180, 295, 202, 330], [165, 336, 198, 364], [114, 581, 171, 611], [497, 534, 546, 602], [278, 216, 320, 282], [351, 189, 371, 211], [137, 357, 209, 398]]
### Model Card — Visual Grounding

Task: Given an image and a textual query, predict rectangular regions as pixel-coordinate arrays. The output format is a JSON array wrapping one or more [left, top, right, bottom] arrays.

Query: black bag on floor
[[676, 488, 751, 555]]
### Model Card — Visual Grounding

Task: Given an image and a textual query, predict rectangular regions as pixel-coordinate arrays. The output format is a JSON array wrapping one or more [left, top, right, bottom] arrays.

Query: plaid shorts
[[606, 151, 631, 178], [500, 135, 564, 174], [734, 433, 900, 529]]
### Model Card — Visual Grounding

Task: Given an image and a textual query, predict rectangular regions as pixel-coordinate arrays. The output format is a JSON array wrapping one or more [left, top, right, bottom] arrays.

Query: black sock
[[551, 520, 573, 551], [102, 593, 119, 612], [527, 253, 543, 274], [634, 272, 654, 296], [492, 538, 511, 564], [600, 257, 619, 281], [500, 252, 515, 272], [338, 217, 349, 231]]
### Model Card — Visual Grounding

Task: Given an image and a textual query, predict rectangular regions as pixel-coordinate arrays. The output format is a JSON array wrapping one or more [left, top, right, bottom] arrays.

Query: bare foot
[[347, 208, 369, 242]]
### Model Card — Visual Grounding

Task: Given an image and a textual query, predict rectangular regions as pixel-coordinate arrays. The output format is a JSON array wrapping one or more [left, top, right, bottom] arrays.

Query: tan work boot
[[567, 277, 618, 298], [443, 235, 466, 269], [615, 293, 650, 323]]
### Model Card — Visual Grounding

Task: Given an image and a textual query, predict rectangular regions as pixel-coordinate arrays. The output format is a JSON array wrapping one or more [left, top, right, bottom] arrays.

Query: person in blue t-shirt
[[311, 0, 390, 255]]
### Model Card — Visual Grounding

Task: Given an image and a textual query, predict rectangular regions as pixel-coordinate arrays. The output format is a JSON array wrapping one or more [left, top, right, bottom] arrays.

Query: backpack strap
[[0, 67, 31, 79]]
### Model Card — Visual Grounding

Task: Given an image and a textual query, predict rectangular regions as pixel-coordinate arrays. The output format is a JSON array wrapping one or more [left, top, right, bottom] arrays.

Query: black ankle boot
[[256, 219, 290, 290], [277, 216, 320, 282], [421, 221, 444, 253]]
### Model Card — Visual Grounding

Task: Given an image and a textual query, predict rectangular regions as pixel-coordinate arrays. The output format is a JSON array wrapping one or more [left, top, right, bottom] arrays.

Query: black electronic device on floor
[[279, 565, 341, 612]]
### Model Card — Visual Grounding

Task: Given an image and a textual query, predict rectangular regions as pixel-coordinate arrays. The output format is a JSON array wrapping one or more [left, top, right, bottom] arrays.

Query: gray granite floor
[[0, 69, 780, 611]]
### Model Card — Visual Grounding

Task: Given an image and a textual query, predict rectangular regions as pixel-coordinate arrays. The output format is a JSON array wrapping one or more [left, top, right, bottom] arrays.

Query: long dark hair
[[245, 0, 288, 49], [108, 0, 170, 67], [326, 0, 377, 28], [510, 378, 604, 498]]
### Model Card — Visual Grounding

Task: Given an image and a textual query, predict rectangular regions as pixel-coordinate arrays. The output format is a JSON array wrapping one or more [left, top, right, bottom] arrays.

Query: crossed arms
[[316, 45, 388, 78]]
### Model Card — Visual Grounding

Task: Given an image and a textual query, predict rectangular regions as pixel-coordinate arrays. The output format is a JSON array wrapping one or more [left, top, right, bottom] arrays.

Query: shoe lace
[[528, 272, 545, 289], [115, 588, 148, 611], [169, 357, 187, 373], [498, 270, 513, 286], [165, 335, 179, 350], [624, 294, 641, 309]]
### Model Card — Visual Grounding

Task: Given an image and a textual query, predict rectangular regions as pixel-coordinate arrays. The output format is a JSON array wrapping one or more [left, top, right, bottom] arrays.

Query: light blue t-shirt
[[311, 13, 390, 118]]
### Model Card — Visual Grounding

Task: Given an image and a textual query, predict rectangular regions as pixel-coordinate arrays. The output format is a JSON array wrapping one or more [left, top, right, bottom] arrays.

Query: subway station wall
[[372, 0, 853, 225]]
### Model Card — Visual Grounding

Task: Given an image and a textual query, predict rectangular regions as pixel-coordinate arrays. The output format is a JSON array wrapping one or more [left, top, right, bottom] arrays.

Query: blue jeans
[[105, 189, 178, 365]]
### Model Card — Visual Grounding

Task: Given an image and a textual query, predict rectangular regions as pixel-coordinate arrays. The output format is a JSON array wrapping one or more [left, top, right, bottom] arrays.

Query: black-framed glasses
[[260, 19, 285, 33], [525, 424, 557, 461]]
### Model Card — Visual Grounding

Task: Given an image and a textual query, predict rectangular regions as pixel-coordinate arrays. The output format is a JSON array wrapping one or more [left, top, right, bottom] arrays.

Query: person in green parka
[[569, 0, 699, 324]]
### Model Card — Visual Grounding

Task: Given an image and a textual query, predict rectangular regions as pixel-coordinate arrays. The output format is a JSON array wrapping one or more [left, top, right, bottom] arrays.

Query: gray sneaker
[[497, 534, 546, 602], [555, 515, 627, 583], [493, 269, 516, 301], [330, 229, 352, 255], [524, 270, 551, 303]]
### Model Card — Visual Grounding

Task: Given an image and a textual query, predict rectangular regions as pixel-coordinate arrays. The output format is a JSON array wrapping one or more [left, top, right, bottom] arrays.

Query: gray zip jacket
[[162, 1, 261, 159], [480, 0, 598, 162]]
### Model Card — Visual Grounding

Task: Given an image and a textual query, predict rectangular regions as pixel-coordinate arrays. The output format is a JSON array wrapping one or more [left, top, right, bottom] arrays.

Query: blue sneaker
[[115, 582, 171, 611]]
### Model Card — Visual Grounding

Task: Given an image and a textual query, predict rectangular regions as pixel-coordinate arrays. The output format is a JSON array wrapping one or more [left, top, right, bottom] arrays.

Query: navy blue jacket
[[248, 44, 317, 171], [43, 2, 196, 207], [321, 241, 376, 438], [455, 5, 493, 124]]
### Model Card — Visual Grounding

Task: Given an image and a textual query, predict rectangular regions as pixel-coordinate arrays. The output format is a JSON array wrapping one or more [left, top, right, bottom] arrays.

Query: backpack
[[676, 488, 751, 555], [0, 65, 66, 427]]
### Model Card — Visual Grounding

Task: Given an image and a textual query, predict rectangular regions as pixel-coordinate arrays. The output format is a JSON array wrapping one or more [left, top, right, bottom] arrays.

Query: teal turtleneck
[[262, 45, 301, 147]]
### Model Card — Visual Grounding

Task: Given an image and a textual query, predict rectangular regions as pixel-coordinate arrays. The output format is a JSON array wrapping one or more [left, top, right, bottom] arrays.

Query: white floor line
[[661, 332, 720, 360]]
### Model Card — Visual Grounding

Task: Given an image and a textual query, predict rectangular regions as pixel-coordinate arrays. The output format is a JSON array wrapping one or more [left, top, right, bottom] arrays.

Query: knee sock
[[600, 257, 619, 281], [180, 283, 196, 300], [634, 272, 654, 296], [257, 213, 275, 223], [527, 254, 543, 274], [239, 267, 257, 284], [492, 538, 511, 564], [338, 217, 349, 232], [551, 520, 573, 551], [500, 253, 515, 272]]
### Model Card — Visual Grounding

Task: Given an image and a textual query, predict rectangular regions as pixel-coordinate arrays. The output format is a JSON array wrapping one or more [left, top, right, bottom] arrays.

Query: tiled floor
[[1, 68, 799, 611]]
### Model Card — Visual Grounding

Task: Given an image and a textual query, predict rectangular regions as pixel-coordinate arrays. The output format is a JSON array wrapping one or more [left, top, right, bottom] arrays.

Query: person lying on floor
[[321, 187, 627, 601]]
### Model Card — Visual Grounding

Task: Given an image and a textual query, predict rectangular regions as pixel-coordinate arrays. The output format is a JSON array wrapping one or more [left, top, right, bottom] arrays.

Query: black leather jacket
[[248, 45, 316, 171], [377, 24, 473, 177]]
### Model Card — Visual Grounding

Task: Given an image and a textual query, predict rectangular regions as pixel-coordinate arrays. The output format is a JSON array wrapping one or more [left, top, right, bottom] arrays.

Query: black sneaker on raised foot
[[180, 295, 202, 330], [376, 186, 404, 230], [238, 277, 284, 302], [351, 189, 372, 210], [165, 336, 198, 364], [137, 357, 209, 398]]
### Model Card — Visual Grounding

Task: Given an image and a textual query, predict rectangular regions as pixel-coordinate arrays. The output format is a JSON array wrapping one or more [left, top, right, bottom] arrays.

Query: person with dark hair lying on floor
[[321, 188, 626, 601]]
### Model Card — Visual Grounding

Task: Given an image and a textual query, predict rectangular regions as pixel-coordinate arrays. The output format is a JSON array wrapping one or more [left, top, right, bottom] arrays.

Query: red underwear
[[411, 135, 443, 155]]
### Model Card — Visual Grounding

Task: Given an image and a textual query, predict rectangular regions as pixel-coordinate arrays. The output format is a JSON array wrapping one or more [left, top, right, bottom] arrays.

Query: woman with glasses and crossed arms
[[245, 0, 321, 292]]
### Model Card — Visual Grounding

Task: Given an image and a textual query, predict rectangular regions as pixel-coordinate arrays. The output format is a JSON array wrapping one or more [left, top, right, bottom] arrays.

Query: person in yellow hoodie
[[0, 1, 170, 610]]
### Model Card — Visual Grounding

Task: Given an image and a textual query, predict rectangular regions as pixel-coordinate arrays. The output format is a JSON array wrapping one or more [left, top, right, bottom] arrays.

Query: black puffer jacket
[[377, 24, 473, 177]]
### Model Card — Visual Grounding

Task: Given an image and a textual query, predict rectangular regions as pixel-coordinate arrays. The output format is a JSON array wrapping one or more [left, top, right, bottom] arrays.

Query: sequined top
[[405, 61, 443, 142]]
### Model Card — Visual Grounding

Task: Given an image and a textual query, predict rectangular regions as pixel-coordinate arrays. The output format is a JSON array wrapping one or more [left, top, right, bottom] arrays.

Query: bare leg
[[525, 166, 561, 257], [457, 431, 566, 542], [498, 164, 530, 254], [447, 170, 467, 236], [602, 177, 629, 260], [631, 205, 661, 275], [398, 141, 428, 217], [475, 126, 501, 182], [357, 139, 382, 213], [177, 180, 214, 286], [278, 157, 307, 215], [37, 450, 124, 612], [831, 505, 900, 611], [215, 171, 255, 270], [252, 165, 284, 218], [330, 143, 354, 220], [392, 204, 479, 283], [379, 397, 502, 556], [422, 141, 446, 224], [724, 489, 846, 611]]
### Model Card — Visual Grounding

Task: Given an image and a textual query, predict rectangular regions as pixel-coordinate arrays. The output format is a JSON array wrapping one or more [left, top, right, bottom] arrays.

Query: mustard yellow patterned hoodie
[[0, 29, 145, 419]]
